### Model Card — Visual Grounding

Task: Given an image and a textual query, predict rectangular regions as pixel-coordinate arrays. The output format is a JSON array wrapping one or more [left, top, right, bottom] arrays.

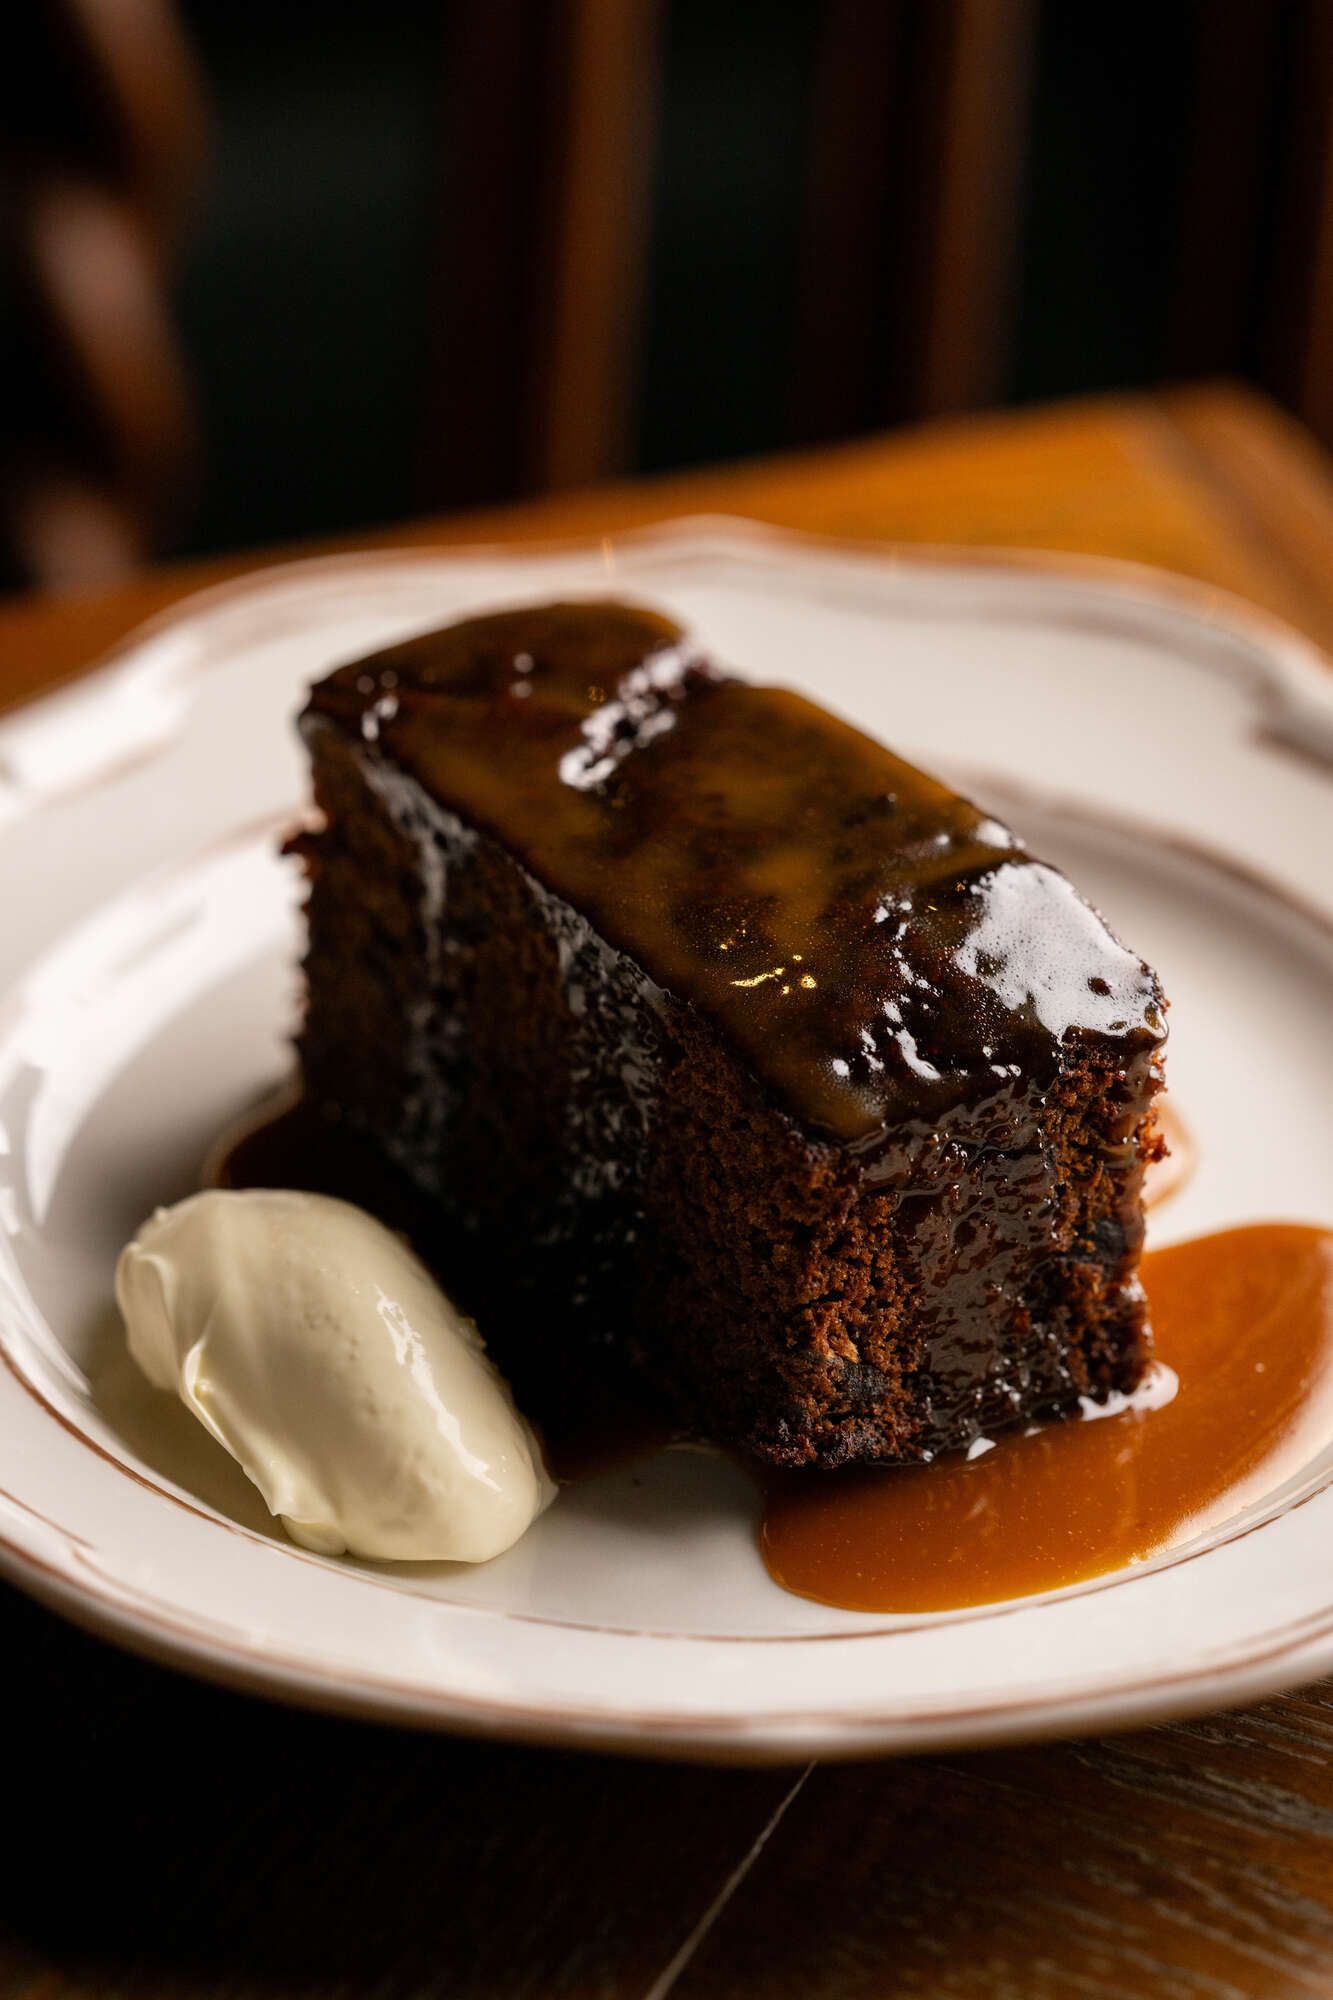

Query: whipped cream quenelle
[[116, 1188, 555, 1561]]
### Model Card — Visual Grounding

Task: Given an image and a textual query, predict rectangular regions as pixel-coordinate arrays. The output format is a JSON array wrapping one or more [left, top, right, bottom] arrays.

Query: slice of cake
[[293, 599, 1166, 1467]]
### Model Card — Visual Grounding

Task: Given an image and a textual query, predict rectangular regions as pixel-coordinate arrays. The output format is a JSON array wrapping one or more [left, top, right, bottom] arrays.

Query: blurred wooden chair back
[[422, 0, 1333, 500], [1169, 0, 1333, 450], [419, 0, 1039, 510], [790, 0, 1037, 443], [8, 0, 1037, 569], [422, 0, 663, 510], [2, 0, 206, 588], [4, 1, 1330, 589]]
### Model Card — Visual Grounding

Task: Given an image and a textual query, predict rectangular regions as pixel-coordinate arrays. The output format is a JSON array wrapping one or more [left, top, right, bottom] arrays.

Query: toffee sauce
[[761, 1225, 1333, 1612], [306, 600, 1166, 1150]]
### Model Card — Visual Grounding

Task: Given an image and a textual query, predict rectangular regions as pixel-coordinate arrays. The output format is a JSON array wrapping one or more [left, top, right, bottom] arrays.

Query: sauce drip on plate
[[761, 1225, 1333, 1613]]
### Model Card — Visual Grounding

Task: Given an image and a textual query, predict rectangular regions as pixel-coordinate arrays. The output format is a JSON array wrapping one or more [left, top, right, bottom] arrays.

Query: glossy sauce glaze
[[307, 600, 1165, 1150], [761, 1224, 1333, 1612]]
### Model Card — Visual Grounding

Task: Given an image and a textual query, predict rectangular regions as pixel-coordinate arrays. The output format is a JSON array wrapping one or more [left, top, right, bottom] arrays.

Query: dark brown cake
[[294, 599, 1166, 1467]]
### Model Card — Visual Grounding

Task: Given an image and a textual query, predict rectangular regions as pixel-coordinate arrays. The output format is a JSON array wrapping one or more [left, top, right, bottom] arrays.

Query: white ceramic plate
[[2, 521, 1332, 1763]]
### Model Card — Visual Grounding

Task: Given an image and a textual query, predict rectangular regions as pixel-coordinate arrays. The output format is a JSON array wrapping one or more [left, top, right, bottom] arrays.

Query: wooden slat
[[420, 0, 660, 510], [418, 0, 551, 510], [529, 0, 661, 490], [2, 0, 205, 585], [905, 0, 1037, 418], [1167, 1, 1333, 455], [1277, 2, 1333, 447], [789, 0, 903, 443], [791, 0, 1036, 440]]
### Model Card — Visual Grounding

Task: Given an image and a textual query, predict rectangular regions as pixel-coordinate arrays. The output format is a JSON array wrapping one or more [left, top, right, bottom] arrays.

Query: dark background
[[4, 0, 1331, 581], [174, 0, 1196, 551]]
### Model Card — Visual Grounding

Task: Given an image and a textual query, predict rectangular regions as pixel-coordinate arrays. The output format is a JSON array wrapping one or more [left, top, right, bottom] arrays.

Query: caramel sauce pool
[[762, 1225, 1333, 1613]]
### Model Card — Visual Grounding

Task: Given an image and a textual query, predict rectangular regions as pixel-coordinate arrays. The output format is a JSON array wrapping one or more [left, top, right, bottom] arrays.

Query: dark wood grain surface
[[2, 384, 1331, 2000]]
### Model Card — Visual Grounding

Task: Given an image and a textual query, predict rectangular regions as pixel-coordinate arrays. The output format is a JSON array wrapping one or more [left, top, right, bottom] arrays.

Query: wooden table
[[3, 384, 1332, 2000]]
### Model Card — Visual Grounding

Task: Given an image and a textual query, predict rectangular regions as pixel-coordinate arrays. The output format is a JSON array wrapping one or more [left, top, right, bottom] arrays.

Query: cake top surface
[[307, 599, 1165, 1146]]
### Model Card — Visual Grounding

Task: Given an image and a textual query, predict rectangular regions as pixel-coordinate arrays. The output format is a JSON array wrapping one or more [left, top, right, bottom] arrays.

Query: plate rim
[[5, 514, 1332, 809], [5, 1503, 1333, 1765], [2, 518, 1332, 1761]]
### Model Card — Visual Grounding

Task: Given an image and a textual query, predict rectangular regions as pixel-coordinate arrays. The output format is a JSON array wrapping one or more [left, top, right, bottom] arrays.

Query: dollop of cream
[[115, 1188, 554, 1561]]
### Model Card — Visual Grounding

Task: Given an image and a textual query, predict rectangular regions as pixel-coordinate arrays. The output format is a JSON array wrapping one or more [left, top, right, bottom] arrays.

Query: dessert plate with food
[[1, 522, 1331, 1761]]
